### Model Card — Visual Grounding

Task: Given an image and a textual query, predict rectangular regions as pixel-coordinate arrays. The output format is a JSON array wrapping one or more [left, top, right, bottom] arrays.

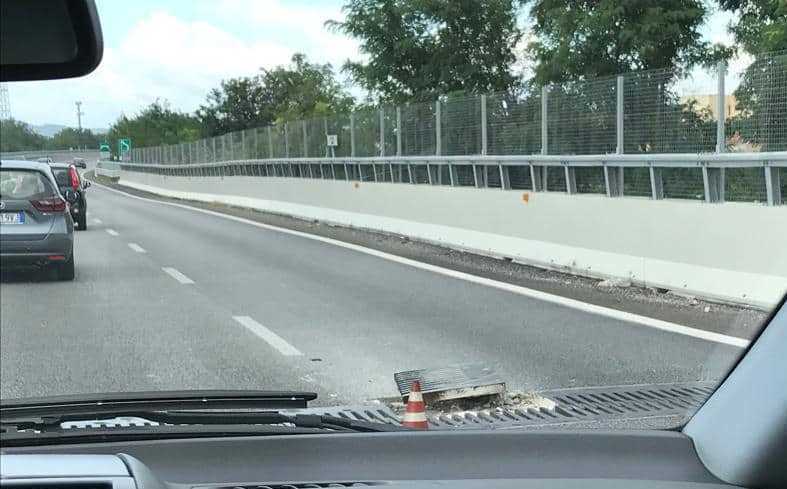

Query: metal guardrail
[[106, 152, 786, 205]]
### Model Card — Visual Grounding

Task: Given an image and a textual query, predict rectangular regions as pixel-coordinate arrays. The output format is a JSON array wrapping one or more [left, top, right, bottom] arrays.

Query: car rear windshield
[[0, 170, 56, 200], [51, 168, 71, 187]]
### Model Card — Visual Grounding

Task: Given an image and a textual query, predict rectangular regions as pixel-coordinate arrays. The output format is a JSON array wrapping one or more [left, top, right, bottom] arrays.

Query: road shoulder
[[89, 172, 766, 339]]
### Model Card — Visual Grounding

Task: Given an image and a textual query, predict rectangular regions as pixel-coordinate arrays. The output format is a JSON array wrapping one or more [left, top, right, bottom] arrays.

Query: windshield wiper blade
[[2, 411, 405, 433], [0, 390, 317, 419]]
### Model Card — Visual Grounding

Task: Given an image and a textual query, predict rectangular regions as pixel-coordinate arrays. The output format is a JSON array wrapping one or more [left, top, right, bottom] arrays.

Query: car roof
[[0, 159, 54, 172], [49, 163, 72, 169]]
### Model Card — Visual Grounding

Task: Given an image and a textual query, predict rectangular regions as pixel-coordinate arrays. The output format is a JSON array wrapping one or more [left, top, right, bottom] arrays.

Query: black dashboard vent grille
[[427, 381, 716, 429]]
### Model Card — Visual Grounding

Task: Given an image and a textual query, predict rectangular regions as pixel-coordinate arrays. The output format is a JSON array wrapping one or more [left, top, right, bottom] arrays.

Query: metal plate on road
[[0, 212, 25, 224], [395, 363, 506, 401]]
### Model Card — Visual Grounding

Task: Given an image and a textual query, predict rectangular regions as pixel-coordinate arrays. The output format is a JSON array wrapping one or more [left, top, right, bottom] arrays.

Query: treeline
[[110, 0, 786, 155], [0, 119, 104, 153]]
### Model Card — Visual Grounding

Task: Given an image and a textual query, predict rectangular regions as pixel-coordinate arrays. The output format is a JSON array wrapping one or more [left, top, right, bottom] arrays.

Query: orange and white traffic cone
[[402, 380, 429, 430]]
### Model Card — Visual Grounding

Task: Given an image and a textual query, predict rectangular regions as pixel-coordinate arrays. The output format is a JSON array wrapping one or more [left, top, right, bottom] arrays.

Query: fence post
[[396, 106, 402, 156], [350, 111, 356, 157], [541, 85, 549, 155], [241, 130, 246, 160], [267, 126, 274, 159], [302, 120, 308, 158], [284, 122, 290, 158], [564, 165, 577, 194], [616, 76, 624, 154], [379, 108, 385, 157], [764, 164, 782, 206], [435, 100, 442, 156], [228, 133, 234, 161], [649, 164, 664, 200], [716, 61, 726, 154], [604, 165, 624, 197], [212, 138, 216, 163], [481, 94, 488, 156]]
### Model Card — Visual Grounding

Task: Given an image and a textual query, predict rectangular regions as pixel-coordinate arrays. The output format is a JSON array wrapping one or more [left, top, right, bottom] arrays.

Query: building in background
[[680, 94, 739, 120]]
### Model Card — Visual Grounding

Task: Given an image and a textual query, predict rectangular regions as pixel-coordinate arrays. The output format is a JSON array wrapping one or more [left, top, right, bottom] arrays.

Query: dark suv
[[50, 163, 90, 230]]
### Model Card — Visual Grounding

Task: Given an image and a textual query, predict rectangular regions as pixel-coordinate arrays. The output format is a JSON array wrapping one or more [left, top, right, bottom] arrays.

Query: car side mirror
[[83, 181, 91, 189], [63, 189, 79, 204], [76, 162, 87, 169]]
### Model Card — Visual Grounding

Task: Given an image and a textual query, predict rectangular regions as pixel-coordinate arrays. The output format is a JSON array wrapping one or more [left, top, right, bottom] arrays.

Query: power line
[[0, 84, 11, 120]]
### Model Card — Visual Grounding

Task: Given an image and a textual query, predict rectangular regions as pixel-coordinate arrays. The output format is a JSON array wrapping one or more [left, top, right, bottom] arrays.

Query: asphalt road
[[0, 183, 751, 405]]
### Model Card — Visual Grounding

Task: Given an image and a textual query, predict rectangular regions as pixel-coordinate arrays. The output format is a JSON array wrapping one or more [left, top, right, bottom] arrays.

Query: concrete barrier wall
[[118, 171, 787, 309]]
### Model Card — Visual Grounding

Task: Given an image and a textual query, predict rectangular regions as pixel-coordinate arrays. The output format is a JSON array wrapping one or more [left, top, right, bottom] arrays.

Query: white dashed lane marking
[[128, 243, 146, 253], [232, 316, 302, 356], [162, 267, 194, 284], [106, 229, 119, 236]]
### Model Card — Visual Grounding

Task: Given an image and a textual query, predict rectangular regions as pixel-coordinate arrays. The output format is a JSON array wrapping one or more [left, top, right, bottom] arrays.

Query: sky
[[4, 0, 743, 130]]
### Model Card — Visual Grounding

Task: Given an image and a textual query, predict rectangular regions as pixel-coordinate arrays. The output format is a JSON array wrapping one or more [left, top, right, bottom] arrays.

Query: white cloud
[[214, 0, 362, 69], [8, 10, 295, 127]]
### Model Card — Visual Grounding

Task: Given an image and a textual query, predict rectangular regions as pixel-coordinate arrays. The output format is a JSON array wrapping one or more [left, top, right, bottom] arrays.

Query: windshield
[[1, 0, 785, 433], [0, 170, 54, 200]]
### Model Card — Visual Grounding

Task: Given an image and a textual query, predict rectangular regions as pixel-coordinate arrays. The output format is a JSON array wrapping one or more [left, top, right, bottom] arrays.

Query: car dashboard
[[0, 430, 740, 489]]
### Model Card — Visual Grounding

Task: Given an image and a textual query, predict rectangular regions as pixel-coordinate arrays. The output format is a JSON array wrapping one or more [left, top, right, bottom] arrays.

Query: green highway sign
[[118, 138, 132, 161], [99, 142, 110, 152]]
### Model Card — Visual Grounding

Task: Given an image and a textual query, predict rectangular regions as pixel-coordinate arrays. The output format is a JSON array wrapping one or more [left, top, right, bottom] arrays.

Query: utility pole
[[75, 101, 84, 150]]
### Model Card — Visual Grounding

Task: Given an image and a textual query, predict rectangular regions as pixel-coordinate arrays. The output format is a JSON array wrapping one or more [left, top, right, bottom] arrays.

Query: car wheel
[[77, 212, 87, 230], [56, 255, 75, 281]]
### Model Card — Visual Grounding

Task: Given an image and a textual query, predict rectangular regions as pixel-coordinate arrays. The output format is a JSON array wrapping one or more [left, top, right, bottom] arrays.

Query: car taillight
[[69, 166, 80, 189], [30, 197, 67, 212]]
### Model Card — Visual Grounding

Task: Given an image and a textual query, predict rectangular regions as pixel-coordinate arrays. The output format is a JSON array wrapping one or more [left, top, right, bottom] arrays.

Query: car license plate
[[0, 212, 25, 225]]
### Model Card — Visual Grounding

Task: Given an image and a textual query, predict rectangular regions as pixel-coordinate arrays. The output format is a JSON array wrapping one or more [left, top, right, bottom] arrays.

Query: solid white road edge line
[[232, 315, 303, 356], [105, 228, 119, 236], [162, 267, 194, 284], [92, 181, 750, 348], [128, 243, 146, 253]]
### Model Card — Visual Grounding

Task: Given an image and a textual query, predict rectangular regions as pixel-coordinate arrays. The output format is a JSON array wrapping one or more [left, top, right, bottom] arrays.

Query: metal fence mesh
[[442, 94, 481, 155], [662, 168, 705, 200], [725, 51, 787, 152], [128, 51, 786, 204], [508, 166, 533, 189], [353, 107, 379, 157], [548, 78, 617, 155], [401, 102, 436, 156], [624, 68, 717, 153], [487, 91, 541, 155], [574, 167, 606, 194]]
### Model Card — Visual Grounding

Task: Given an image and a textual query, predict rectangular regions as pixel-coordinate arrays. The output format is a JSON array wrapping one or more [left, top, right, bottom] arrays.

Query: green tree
[[719, 0, 787, 54], [526, 0, 726, 85], [196, 76, 273, 137], [0, 119, 48, 152], [50, 127, 103, 150], [197, 53, 354, 136], [328, 0, 524, 103], [262, 53, 355, 121], [106, 100, 201, 155]]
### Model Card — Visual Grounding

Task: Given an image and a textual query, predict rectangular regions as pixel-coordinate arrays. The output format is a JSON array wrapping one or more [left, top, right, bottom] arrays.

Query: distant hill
[[30, 123, 107, 137]]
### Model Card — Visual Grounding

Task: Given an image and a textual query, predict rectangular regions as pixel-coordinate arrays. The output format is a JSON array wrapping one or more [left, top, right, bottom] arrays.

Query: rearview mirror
[[1, 0, 103, 81]]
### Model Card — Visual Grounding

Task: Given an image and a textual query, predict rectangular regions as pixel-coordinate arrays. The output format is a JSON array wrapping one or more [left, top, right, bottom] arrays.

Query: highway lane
[[1, 184, 745, 404]]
